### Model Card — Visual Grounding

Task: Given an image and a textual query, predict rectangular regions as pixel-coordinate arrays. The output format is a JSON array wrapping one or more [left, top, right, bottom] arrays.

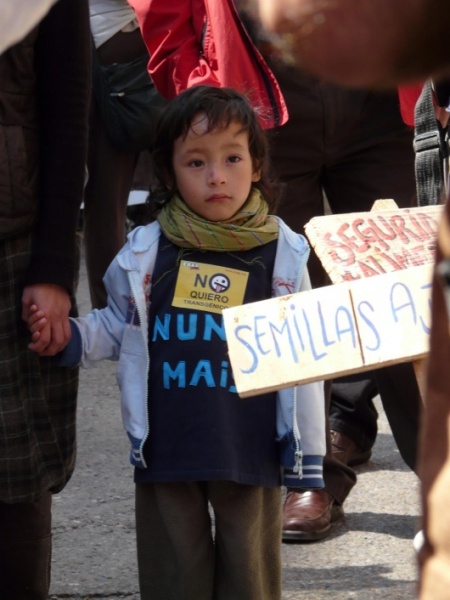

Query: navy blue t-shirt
[[134, 233, 281, 487]]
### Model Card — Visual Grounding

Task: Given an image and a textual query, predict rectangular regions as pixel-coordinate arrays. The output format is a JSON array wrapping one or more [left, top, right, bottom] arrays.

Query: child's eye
[[188, 159, 204, 168], [227, 155, 241, 163]]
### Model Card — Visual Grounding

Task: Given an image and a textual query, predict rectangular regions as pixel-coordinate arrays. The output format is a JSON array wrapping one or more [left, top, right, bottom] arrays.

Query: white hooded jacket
[[62, 218, 326, 488]]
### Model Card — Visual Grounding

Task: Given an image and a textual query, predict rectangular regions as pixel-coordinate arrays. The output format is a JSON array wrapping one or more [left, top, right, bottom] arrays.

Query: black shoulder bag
[[92, 44, 168, 153], [414, 80, 449, 206]]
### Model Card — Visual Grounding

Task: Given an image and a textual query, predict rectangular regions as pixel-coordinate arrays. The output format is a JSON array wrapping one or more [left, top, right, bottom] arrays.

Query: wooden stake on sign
[[413, 356, 428, 403]]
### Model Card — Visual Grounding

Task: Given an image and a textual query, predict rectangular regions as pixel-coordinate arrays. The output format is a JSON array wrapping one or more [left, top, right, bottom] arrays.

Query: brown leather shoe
[[282, 489, 344, 542], [330, 430, 372, 466]]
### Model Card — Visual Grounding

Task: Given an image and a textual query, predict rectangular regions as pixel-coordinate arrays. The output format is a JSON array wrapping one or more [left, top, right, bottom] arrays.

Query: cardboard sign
[[304, 204, 442, 284], [223, 264, 433, 397], [223, 202, 441, 397]]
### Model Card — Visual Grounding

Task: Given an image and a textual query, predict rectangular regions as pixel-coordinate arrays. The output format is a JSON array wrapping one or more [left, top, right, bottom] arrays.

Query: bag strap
[[413, 80, 448, 206]]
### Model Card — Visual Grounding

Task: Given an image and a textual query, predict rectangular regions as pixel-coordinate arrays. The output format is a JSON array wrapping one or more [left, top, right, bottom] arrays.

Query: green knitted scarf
[[157, 188, 279, 251]]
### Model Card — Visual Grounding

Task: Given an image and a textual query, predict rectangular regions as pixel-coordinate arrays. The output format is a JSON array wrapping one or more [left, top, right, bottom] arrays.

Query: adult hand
[[435, 106, 450, 129], [22, 284, 72, 355]]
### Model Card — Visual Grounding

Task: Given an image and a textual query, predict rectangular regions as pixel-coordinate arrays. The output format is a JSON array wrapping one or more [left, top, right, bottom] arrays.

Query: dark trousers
[[0, 492, 52, 600], [84, 28, 150, 309], [330, 366, 421, 471], [267, 62, 421, 503], [330, 373, 379, 453], [135, 481, 282, 600]]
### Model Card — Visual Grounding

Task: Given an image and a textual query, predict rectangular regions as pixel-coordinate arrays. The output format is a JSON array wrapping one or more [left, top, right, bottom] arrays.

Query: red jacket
[[398, 83, 425, 127], [128, 0, 288, 129]]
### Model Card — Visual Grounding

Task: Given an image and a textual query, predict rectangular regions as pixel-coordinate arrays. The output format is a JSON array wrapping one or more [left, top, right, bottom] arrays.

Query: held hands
[[27, 304, 48, 350], [22, 284, 72, 355]]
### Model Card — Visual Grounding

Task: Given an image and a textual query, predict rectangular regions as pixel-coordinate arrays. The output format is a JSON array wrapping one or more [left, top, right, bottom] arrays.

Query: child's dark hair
[[148, 85, 279, 217]]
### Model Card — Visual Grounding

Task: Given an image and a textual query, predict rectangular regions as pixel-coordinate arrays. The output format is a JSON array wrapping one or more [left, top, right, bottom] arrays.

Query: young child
[[27, 85, 325, 600]]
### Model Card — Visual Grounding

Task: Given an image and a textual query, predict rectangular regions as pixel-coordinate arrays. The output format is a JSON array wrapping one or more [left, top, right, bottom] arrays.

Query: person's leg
[[322, 396, 359, 508], [267, 65, 329, 287], [209, 481, 282, 600], [267, 62, 357, 540], [83, 106, 136, 308], [135, 482, 215, 600], [0, 233, 77, 596], [373, 362, 422, 472], [84, 29, 148, 309], [321, 84, 419, 466], [283, 379, 356, 541], [0, 492, 52, 600], [329, 373, 379, 464], [322, 87, 416, 215]]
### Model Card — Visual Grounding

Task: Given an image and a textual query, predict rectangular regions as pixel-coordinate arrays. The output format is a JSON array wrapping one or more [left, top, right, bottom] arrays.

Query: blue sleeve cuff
[[58, 320, 83, 367], [283, 455, 324, 489]]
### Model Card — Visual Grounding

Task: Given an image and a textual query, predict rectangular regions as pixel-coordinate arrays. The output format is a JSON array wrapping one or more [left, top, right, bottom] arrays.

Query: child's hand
[[27, 304, 48, 352], [22, 284, 72, 355]]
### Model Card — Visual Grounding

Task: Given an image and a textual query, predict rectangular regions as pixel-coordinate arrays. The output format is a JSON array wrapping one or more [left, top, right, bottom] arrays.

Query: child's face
[[172, 114, 261, 222]]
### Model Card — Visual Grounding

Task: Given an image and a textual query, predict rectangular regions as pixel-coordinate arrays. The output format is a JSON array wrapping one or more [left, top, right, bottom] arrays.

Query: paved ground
[[48, 253, 421, 599]]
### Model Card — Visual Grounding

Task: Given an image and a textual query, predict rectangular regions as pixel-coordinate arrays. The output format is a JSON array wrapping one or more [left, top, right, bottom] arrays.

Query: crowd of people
[[1, 0, 450, 598]]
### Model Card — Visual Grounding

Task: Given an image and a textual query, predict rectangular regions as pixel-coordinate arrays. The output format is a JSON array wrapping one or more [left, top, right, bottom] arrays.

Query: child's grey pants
[[135, 480, 282, 600]]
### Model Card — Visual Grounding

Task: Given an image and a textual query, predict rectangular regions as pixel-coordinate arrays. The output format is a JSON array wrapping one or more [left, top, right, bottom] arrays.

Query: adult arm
[[128, 0, 219, 97], [127, 0, 288, 127], [21, 0, 91, 354]]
